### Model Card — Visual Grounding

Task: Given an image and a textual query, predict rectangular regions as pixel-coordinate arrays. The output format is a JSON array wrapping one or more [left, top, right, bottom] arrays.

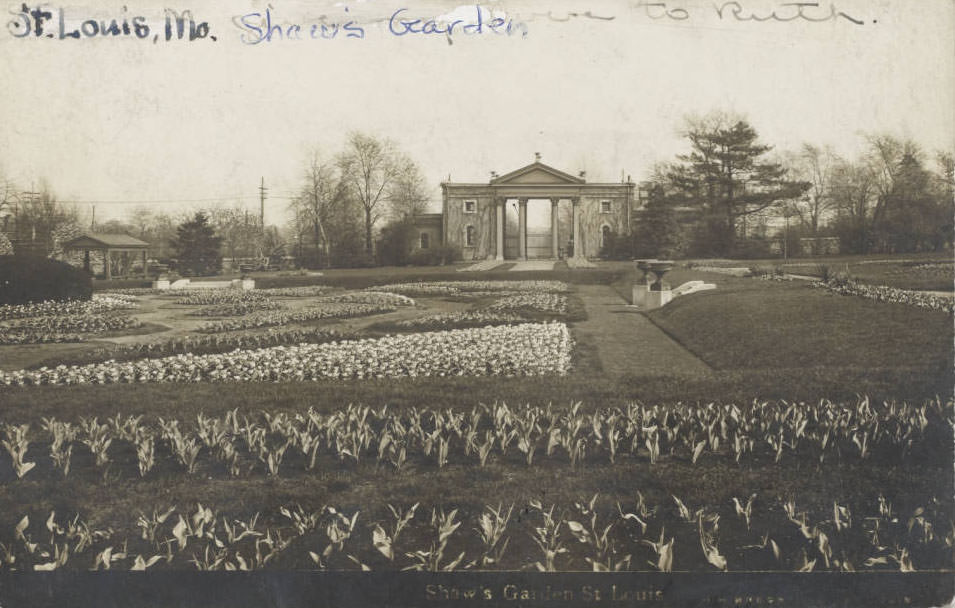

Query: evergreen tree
[[171, 212, 222, 276], [633, 185, 685, 258], [667, 115, 809, 255]]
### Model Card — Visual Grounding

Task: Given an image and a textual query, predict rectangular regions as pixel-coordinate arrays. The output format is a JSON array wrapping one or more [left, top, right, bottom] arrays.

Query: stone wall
[[445, 193, 495, 260]]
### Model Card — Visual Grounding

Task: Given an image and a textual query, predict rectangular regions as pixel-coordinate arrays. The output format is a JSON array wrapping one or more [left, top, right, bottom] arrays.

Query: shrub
[[409, 245, 461, 266], [0, 255, 92, 305]]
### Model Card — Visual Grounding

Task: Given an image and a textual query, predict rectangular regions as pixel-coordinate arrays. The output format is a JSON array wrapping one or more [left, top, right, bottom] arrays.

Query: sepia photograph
[[0, 0, 953, 606]]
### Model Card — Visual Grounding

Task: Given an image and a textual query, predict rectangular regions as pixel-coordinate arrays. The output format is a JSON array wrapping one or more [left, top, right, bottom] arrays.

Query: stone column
[[550, 198, 560, 259], [572, 198, 582, 258], [518, 198, 528, 260], [495, 198, 504, 260]]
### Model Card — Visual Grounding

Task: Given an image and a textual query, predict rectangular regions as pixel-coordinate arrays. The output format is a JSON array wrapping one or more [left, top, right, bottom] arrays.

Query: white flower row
[[374, 280, 569, 294], [0, 322, 573, 386], [0, 295, 137, 321], [316, 291, 415, 307], [487, 293, 569, 314]]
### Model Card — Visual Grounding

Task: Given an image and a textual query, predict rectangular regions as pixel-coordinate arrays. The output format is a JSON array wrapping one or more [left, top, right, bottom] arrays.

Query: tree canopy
[[171, 212, 222, 276]]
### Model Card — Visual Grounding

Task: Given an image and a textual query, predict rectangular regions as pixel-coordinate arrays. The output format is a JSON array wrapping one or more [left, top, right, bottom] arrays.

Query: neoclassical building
[[437, 157, 636, 260]]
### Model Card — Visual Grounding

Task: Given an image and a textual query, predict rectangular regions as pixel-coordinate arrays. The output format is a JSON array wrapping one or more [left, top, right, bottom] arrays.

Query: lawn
[[0, 262, 952, 577], [647, 279, 953, 371]]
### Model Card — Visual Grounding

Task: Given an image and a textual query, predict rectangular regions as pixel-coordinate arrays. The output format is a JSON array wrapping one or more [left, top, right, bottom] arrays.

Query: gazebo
[[63, 233, 150, 279]]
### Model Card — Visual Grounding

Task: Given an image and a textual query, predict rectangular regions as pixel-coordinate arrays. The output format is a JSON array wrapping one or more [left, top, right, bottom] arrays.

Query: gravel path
[[574, 284, 711, 376]]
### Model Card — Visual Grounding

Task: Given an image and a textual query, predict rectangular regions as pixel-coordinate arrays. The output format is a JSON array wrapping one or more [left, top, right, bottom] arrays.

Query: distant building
[[411, 213, 443, 252], [440, 157, 635, 260]]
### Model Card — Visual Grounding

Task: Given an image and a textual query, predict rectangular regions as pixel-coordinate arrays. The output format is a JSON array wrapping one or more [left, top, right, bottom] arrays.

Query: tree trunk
[[364, 207, 373, 256]]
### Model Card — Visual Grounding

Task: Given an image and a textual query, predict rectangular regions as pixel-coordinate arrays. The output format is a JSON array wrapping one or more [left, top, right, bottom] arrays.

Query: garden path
[[509, 261, 555, 271], [574, 284, 711, 376]]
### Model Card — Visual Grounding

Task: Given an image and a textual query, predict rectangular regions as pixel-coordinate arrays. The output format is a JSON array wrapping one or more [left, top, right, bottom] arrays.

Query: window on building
[[420, 233, 430, 249], [465, 225, 476, 247], [464, 200, 476, 213], [600, 200, 612, 214]]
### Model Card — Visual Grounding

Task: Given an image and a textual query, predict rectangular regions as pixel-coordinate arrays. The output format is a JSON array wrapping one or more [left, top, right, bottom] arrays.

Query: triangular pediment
[[491, 162, 584, 185]]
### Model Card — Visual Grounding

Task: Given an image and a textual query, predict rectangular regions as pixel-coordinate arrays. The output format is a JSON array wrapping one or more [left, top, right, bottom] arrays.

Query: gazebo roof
[[63, 233, 150, 250]]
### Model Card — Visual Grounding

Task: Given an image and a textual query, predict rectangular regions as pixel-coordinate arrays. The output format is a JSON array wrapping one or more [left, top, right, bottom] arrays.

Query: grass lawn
[[648, 279, 953, 371]]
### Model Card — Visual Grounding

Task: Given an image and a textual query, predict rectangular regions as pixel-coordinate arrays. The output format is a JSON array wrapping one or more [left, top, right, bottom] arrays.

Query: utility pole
[[90, 205, 96, 230], [259, 177, 266, 227]]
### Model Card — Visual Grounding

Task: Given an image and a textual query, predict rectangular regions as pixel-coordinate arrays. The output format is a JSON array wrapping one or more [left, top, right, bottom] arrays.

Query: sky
[[1, 0, 952, 226]]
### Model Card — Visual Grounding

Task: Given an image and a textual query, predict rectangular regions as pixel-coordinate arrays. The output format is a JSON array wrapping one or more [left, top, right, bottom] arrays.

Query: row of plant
[[0, 331, 85, 345], [4, 313, 141, 334], [0, 492, 949, 571], [372, 281, 569, 294], [0, 295, 137, 321], [0, 323, 574, 386], [174, 290, 269, 306], [386, 311, 528, 331], [1, 397, 945, 480], [187, 300, 287, 317], [0, 312, 144, 344], [812, 279, 955, 314], [195, 303, 395, 333], [315, 291, 415, 307], [256, 286, 337, 297], [486, 293, 568, 315], [25, 328, 352, 369]]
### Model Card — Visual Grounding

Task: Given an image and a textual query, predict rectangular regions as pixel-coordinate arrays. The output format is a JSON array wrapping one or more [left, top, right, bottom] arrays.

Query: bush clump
[[0, 255, 92, 305], [409, 245, 461, 266]]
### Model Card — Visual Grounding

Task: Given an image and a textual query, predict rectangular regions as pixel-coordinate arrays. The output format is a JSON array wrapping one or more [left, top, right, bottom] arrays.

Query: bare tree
[[388, 154, 429, 220], [829, 156, 877, 253], [337, 132, 402, 256], [291, 151, 346, 267], [784, 143, 837, 236]]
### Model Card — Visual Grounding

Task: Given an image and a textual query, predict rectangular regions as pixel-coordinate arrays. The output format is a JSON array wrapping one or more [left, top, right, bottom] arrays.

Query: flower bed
[[0, 295, 137, 321], [29, 327, 352, 368], [187, 300, 286, 317], [196, 303, 395, 333], [368, 283, 462, 296], [0, 322, 573, 386], [4, 313, 142, 334], [487, 293, 569, 315], [812, 279, 955, 314], [256, 286, 337, 297], [389, 311, 528, 330], [0, 489, 949, 571], [0, 331, 85, 345], [316, 291, 415, 307], [174, 290, 268, 306], [374, 280, 569, 294]]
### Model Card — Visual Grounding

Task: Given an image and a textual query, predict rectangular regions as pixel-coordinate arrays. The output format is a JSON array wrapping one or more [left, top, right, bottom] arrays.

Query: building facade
[[440, 159, 635, 260]]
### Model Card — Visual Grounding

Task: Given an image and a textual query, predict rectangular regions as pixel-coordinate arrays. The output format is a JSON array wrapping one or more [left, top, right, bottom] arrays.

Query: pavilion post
[[495, 198, 504, 260], [142, 250, 148, 278], [572, 198, 582, 258], [104, 249, 111, 280], [550, 198, 560, 259], [517, 198, 528, 260]]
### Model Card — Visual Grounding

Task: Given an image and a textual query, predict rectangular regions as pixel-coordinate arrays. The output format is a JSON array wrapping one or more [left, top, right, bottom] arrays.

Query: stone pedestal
[[241, 279, 255, 290], [632, 283, 648, 307], [152, 279, 170, 290], [170, 279, 191, 289], [645, 289, 672, 310]]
